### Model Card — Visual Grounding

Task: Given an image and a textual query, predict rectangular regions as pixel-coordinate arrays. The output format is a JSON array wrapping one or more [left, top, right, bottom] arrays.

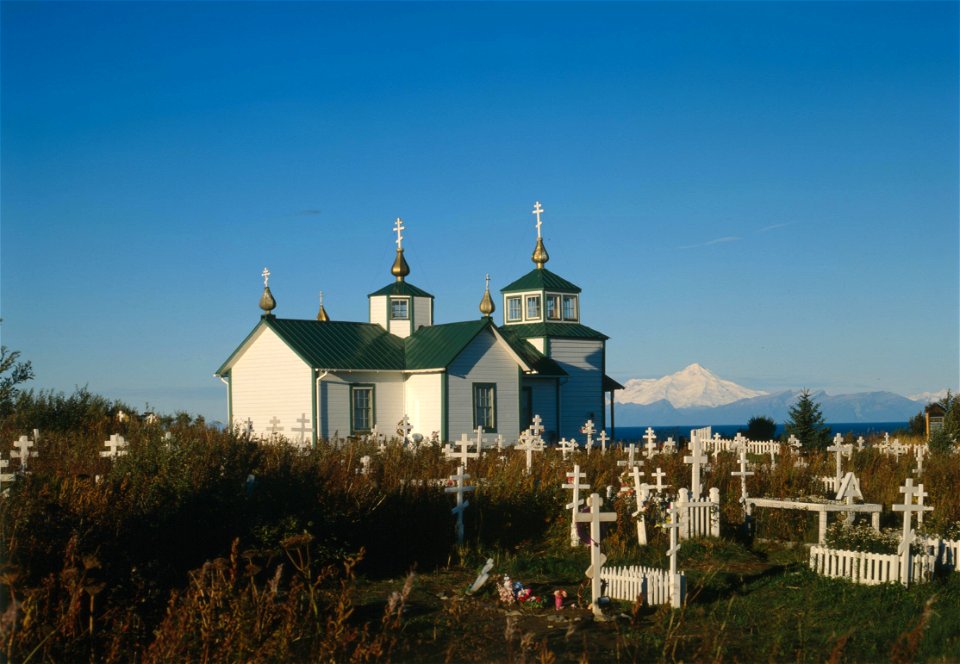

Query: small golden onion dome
[[532, 236, 550, 269], [317, 304, 329, 322], [479, 277, 495, 317], [391, 249, 410, 281], [259, 286, 276, 315]]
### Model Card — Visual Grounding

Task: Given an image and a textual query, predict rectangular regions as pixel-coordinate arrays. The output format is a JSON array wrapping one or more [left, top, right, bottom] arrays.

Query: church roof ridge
[[368, 280, 435, 298], [499, 321, 608, 341]]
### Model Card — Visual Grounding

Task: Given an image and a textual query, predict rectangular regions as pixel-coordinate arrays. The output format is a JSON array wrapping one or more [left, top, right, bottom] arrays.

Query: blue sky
[[2, 1, 957, 422]]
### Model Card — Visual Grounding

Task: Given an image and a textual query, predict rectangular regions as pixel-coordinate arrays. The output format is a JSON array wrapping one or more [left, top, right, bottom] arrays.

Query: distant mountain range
[[612, 364, 936, 426]]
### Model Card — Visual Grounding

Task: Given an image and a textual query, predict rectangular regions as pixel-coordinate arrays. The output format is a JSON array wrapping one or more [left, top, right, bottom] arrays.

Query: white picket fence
[[676, 487, 721, 540], [601, 565, 686, 608], [923, 537, 960, 571], [809, 546, 935, 585], [699, 436, 782, 457]]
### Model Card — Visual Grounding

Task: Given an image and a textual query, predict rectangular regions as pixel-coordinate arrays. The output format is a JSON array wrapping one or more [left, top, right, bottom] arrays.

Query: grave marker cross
[[643, 427, 658, 458], [892, 478, 933, 586], [651, 467, 669, 494], [826, 434, 846, 491], [597, 430, 608, 455], [581, 419, 596, 452], [683, 436, 708, 498], [625, 465, 648, 545], [731, 442, 754, 505], [562, 464, 590, 547], [11, 435, 37, 470], [446, 433, 479, 469], [100, 434, 128, 459], [617, 442, 639, 471], [445, 465, 475, 545], [574, 493, 618, 617]]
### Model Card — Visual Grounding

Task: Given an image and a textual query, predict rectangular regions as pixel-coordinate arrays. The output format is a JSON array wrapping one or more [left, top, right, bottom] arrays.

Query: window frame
[[545, 294, 561, 320], [562, 294, 579, 321], [525, 294, 542, 321], [472, 382, 497, 433], [390, 297, 410, 320], [506, 296, 523, 322], [350, 384, 376, 434]]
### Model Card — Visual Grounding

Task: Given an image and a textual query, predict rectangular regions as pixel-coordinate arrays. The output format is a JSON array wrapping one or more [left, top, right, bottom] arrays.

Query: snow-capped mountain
[[909, 389, 951, 403], [616, 363, 767, 408]]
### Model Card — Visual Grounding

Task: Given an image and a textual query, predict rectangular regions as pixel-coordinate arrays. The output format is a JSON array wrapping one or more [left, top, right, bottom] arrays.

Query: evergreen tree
[[784, 389, 831, 450], [744, 415, 777, 441]]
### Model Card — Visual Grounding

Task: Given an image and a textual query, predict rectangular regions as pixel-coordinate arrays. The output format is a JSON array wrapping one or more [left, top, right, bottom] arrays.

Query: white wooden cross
[[562, 464, 590, 547], [683, 436, 708, 498], [398, 415, 413, 444], [575, 493, 618, 617], [393, 217, 405, 249], [445, 465, 475, 545], [624, 466, 649, 545], [826, 434, 846, 492], [529, 414, 545, 444], [597, 430, 608, 455], [268, 416, 283, 435], [662, 437, 677, 454], [11, 435, 37, 470], [914, 446, 925, 476], [495, 433, 504, 454], [892, 478, 933, 586], [650, 466, 669, 495], [474, 426, 486, 456], [856, 436, 866, 451], [293, 413, 311, 444], [445, 433, 479, 469], [617, 442, 640, 471], [468, 558, 495, 595], [117, 409, 128, 423], [0, 456, 15, 492], [556, 437, 573, 460], [516, 435, 539, 474], [581, 419, 595, 452], [261, 267, 271, 286], [643, 427, 658, 458], [532, 200, 544, 237], [100, 434, 128, 459], [731, 442, 754, 506]]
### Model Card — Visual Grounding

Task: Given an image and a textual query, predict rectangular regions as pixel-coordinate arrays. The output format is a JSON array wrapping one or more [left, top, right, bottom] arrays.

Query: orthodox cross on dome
[[532, 201, 544, 238], [262, 267, 271, 287], [394, 217, 405, 249]]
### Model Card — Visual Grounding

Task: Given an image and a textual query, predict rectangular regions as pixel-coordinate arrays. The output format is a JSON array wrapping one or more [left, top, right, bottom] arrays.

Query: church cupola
[[479, 273, 495, 317], [258, 267, 277, 317], [367, 217, 435, 338]]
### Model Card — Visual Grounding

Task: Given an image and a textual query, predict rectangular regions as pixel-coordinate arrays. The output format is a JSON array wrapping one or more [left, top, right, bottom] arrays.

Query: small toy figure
[[553, 589, 567, 610]]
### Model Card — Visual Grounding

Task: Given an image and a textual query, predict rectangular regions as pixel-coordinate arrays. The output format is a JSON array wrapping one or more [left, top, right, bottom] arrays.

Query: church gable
[[446, 327, 522, 438]]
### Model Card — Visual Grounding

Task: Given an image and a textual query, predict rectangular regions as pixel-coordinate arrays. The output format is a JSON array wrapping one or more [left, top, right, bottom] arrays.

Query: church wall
[[550, 338, 604, 438], [369, 295, 388, 330], [523, 377, 559, 443], [231, 326, 313, 445], [404, 373, 442, 438], [447, 329, 520, 439], [414, 296, 432, 330], [318, 372, 404, 441]]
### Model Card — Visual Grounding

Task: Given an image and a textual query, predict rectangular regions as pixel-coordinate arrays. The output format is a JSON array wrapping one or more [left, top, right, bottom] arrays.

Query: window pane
[[474, 384, 496, 431], [546, 295, 561, 320], [353, 387, 373, 431], [507, 297, 522, 321], [526, 295, 541, 319], [563, 295, 578, 320], [391, 299, 409, 320]]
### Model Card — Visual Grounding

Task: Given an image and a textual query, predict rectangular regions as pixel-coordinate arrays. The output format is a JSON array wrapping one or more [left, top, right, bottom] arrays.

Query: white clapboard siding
[[809, 546, 936, 585], [231, 326, 312, 442], [320, 372, 404, 440], [369, 295, 388, 331], [404, 372, 442, 437], [446, 329, 520, 440], [601, 565, 685, 608], [413, 296, 432, 329], [550, 338, 603, 438], [524, 378, 558, 440]]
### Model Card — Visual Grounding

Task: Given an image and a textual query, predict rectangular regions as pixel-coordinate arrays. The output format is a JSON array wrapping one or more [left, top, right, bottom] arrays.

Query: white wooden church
[[215, 202, 622, 445]]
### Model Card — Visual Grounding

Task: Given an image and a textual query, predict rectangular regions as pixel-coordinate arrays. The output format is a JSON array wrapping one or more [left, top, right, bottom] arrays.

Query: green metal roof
[[500, 268, 581, 294], [216, 317, 405, 374], [497, 326, 567, 377], [218, 315, 568, 375], [404, 319, 491, 370], [368, 281, 434, 298], [498, 321, 609, 341]]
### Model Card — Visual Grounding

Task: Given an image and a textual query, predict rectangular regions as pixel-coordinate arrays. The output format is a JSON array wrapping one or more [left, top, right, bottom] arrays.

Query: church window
[[562, 295, 578, 321], [506, 296, 522, 322], [391, 298, 409, 320], [546, 294, 561, 320], [473, 383, 497, 432], [525, 295, 541, 320], [351, 385, 375, 433]]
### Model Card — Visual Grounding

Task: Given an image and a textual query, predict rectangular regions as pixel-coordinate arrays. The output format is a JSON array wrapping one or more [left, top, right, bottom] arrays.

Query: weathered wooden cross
[[597, 430, 608, 455], [892, 477, 933, 587], [581, 419, 596, 452], [732, 442, 754, 506], [575, 493, 618, 617], [100, 434, 128, 459], [650, 466, 669, 495], [445, 433, 479, 469], [623, 465, 649, 545], [826, 434, 847, 492], [617, 442, 640, 470], [445, 465, 475, 545], [562, 464, 590, 547], [643, 427, 658, 458]]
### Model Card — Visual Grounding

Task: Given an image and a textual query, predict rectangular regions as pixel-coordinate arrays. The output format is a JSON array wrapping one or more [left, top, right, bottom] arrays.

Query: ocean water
[[607, 422, 909, 443]]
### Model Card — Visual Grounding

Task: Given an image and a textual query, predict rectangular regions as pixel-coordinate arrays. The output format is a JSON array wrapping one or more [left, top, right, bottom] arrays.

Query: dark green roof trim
[[368, 281, 434, 298], [603, 374, 625, 391], [500, 268, 581, 294], [497, 326, 568, 377], [499, 321, 609, 341]]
